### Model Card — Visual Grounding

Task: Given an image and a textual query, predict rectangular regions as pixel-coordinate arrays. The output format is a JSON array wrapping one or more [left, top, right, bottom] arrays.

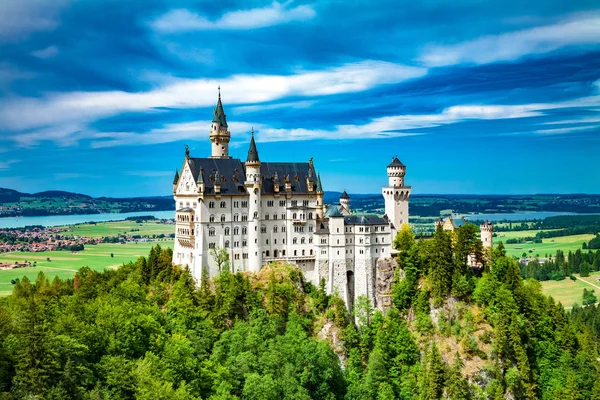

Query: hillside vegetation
[[0, 226, 599, 399]]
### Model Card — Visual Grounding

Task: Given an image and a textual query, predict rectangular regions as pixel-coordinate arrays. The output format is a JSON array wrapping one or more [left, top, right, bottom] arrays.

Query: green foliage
[[583, 288, 597, 306]]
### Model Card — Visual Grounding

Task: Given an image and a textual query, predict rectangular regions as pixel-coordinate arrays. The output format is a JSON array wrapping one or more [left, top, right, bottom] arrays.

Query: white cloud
[[31, 45, 59, 58], [0, 159, 19, 170], [420, 12, 600, 66], [0, 0, 68, 42], [151, 2, 315, 32], [1, 60, 427, 132], [542, 117, 600, 125], [534, 125, 599, 135]]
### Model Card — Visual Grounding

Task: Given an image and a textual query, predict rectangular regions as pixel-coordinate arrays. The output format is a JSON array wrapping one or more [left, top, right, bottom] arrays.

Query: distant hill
[[0, 188, 173, 218]]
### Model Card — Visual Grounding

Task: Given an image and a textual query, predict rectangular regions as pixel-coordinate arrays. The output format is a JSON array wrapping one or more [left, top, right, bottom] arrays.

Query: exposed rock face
[[317, 321, 346, 366], [375, 257, 398, 311]]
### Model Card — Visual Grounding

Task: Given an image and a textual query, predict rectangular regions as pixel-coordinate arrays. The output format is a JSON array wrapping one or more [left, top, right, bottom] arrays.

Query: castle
[[172, 91, 411, 309]]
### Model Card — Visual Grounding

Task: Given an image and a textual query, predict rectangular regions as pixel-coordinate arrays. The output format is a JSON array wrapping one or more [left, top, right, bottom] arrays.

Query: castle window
[[291, 200, 297, 206], [309, 238, 312, 244], [225, 241, 230, 248], [241, 201, 248, 207], [209, 228, 215, 237], [282, 250, 286, 256], [254, 211, 258, 219], [209, 243, 215, 249], [273, 214, 278, 220], [234, 241, 239, 247], [294, 250, 297, 256], [261, 226, 267, 233], [234, 226, 239, 235], [209, 214, 215, 223], [282, 226, 286, 232], [279, 200, 286, 207], [243, 240, 247, 246], [220, 201, 226, 208], [242, 214, 248, 222], [321, 250, 326, 255], [281, 213, 285, 219], [302, 250, 305, 255], [221, 214, 226, 222], [301, 237, 305, 244], [309, 225, 313, 232], [293, 238, 297, 244], [209, 202, 215, 209], [273, 226, 278, 233], [293, 213, 297, 219], [310, 249, 313, 255], [234, 201, 239, 208], [225, 227, 230, 235], [242, 227, 247, 235], [382, 238, 384, 243], [308, 212, 313, 219], [265, 213, 269, 220], [267, 200, 274, 207], [266, 250, 270, 257], [303, 200, 309, 206], [321, 238, 326, 244], [234, 214, 239, 222]]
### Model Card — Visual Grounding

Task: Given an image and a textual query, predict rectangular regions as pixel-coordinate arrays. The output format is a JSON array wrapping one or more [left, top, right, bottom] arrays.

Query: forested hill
[[1, 225, 600, 399], [0, 188, 173, 217]]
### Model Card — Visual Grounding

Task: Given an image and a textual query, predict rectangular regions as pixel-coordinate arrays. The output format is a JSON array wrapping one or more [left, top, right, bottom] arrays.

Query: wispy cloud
[[151, 2, 316, 32], [534, 125, 599, 135], [1, 60, 427, 133], [0, 159, 19, 170], [0, 63, 35, 84], [0, 0, 68, 42], [420, 12, 600, 67], [31, 45, 59, 58]]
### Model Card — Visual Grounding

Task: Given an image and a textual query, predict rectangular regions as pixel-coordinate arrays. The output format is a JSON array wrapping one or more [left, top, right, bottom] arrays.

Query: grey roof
[[388, 157, 405, 168], [188, 157, 247, 196], [173, 169, 179, 184], [246, 131, 259, 163], [344, 214, 388, 225], [185, 157, 317, 196], [260, 162, 316, 195], [212, 91, 228, 128], [316, 173, 323, 192], [340, 190, 350, 199], [325, 205, 344, 218]]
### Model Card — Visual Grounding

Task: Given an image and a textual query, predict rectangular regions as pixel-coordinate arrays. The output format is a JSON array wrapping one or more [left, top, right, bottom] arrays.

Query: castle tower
[[245, 129, 262, 272], [316, 173, 324, 219], [382, 156, 411, 235], [209, 87, 231, 159], [340, 190, 350, 213], [480, 220, 493, 248]]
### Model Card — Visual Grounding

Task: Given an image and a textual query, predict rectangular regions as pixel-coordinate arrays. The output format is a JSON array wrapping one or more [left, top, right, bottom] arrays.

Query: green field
[[541, 271, 600, 309], [62, 220, 174, 238], [0, 240, 173, 296], [496, 230, 595, 258]]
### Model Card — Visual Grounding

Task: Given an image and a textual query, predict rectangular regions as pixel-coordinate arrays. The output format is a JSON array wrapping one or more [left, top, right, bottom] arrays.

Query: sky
[[0, 0, 599, 197]]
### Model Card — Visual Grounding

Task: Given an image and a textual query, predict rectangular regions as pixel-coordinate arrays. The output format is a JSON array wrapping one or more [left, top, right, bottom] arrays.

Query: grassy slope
[[541, 270, 600, 309], [62, 220, 173, 238], [0, 240, 174, 296], [497, 231, 595, 258]]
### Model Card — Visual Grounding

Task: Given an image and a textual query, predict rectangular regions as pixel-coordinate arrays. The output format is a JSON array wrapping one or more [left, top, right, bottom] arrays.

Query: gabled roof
[[325, 205, 344, 218], [388, 156, 405, 167], [344, 214, 388, 226], [246, 130, 259, 163], [212, 89, 228, 128], [340, 190, 350, 199]]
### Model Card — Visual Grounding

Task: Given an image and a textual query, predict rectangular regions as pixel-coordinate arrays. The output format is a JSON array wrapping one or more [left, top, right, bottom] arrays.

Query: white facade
[[172, 93, 409, 309]]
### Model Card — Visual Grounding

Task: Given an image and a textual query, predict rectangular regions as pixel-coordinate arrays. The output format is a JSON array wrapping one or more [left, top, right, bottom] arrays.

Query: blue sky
[[0, 0, 599, 196]]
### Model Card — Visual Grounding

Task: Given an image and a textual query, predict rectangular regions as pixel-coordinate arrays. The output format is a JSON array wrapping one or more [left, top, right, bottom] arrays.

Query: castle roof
[[173, 169, 179, 184], [325, 205, 344, 218], [185, 157, 317, 196], [340, 190, 350, 200], [344, 214, 388, 226], [388, 156, 405, 168], [316, 173, 323, 192], [212, 89, 228, 128], [246, 130, 259, 163]]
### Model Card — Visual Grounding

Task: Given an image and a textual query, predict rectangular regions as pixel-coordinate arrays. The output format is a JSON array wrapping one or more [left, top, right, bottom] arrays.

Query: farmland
[[496, 230, 596, 258], [541, 270, 600, 309], [62, 220, 174, 238], [0, 240, 174, 296]]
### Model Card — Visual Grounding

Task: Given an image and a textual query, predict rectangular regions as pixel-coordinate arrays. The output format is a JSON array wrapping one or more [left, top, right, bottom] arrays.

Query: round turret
[[480, 220, 493, 248], [340, 190, 350, 212], [387, 156, 406, 187]]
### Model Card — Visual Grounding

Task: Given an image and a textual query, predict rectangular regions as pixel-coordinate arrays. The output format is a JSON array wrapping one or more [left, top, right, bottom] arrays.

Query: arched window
[[221, 214, 226, 222], [209, 201, 215, 208], [293, 213, 297, 219], [233, 214, 239, 222], [242, 227, 247, 235], [293, 237, 297, 244], [273, 226, 278, 233], [294, 250, 297, 256], [209, 214, 215, 223], [242, 214, 248, 222], [283, 250, 286, 256], [301, 237, 305, 244], [225, 240, 230, 248], [234, 226, 239, 235], [220, 201, 226, 208], [265, 213, 269, 220], [225, 227, 230, 235], [209, 228, 215, 236], [265, 250, 270, 257], [281, 213, 285, 220], [253, 211, 258, 219], [302, 249, 305, 255], [310, 249, 313, 255]]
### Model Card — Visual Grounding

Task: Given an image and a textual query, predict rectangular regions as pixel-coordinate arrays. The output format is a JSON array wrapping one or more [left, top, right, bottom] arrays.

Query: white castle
[[173, 91, 411, 308]]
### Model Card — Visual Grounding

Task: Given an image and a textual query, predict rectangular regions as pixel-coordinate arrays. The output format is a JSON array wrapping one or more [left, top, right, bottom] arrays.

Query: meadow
[[62, 220, 174, 238], [496, 230, 595, 258], [0, 240, 174, 296], [541, 270, 600, 309]]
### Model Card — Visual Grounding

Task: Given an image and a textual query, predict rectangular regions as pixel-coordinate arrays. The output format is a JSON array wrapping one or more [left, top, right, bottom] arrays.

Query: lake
[[0, 210, 175, 229]]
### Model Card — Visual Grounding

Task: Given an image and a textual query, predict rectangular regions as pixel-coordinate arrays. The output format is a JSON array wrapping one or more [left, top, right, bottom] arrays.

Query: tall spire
[[212, 87, 228, 128], [316, 173, 323, 192], [246, 128, 260, 163], [173, 169, 179, 185]]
